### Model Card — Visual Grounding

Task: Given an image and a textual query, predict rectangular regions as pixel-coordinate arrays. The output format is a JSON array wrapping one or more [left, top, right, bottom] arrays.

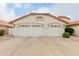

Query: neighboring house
[[68, 20, 79, 37], [0, 20, 13, 35], [9, 13, 70, 37]]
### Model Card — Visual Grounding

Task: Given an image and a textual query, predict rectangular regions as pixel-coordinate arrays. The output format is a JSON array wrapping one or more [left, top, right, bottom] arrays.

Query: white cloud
[[0, 3, 16, 21], [31, 7, 53, 14], [13, 3, 23, 8], [0, 3, 31, 22], [51, 3, 79, 20], [13, 3, 31, 9], [32, 4, 79, 20], [23, 3, 33, 12], [0, 3, 79, 21], [31, 4, 79, 20], [36, 7, 51, 13], [23, 3, 31, 8]]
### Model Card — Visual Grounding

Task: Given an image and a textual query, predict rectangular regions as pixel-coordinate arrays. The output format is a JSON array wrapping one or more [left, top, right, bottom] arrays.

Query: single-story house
[[0, 20, 13, 35], [9, 13, 70, 37]]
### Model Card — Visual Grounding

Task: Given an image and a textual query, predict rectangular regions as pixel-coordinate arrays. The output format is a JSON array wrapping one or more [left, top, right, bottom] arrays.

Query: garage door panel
[[12, 27, 44, 36], [9, 27, 64, 36], [9, 23, 65, 37], [47, 28, 64, 36]]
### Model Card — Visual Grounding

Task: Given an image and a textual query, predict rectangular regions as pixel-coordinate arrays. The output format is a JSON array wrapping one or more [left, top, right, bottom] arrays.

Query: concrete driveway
[[0, 36, 79, 56]]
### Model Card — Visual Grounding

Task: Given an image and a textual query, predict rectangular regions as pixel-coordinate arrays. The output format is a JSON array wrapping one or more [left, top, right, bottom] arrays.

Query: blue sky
[[7, 3, 54, 16], [0, 3, 79, 21]]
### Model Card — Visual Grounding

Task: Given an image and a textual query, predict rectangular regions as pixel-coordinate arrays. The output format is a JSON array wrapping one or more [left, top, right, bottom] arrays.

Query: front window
[[18, 22, 44, 28], [48, 23, 62, 28], [19, 25, 43, 27]]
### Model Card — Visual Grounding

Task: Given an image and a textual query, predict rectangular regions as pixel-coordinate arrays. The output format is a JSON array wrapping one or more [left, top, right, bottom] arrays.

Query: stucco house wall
[[68, 22, 79, 37], [0, 20, 13, 35], [9, 13, 68, 37]]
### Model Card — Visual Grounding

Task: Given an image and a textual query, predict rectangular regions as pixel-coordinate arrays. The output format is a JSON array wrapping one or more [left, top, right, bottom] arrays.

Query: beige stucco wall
[[10, 14, 66, 36], [0, 26, 7, 30], [69, 20, 79, 37], [13, 14, 65, 27], [69, 25, 79, 37]]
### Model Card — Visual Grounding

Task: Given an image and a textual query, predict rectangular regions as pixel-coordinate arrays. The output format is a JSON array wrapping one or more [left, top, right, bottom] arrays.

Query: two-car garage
[[9, 13, 67, 37], [9, 22, 65, 37]]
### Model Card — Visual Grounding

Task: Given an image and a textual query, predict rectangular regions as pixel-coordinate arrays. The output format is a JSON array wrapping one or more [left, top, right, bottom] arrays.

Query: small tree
[[65, 27, 74, 35], [0, 29, 5, 36]]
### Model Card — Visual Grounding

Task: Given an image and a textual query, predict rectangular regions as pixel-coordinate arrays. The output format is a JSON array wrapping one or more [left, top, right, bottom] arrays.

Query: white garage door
[[14, 27, 44, 36], [46, 23, 64, 36], [47, 28, 64, 36], [11, 23, 44, 36], [9, 23, 64, 36]]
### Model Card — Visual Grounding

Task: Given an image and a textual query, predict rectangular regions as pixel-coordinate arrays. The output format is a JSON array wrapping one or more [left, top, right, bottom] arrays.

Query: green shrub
[[63, 32, 70, 38], [0, 29, 5, 36], [65, 27, 74, 35]]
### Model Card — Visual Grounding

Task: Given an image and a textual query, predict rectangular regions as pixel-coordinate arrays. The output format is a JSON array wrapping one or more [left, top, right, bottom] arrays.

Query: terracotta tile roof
[[0, 20, 14, 27], [9, 13, 70, 24], [67, 21, 79, 26], [9, 13, 79, 26], [58, 16, 70, 20], [72, 20, 79, 23]]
